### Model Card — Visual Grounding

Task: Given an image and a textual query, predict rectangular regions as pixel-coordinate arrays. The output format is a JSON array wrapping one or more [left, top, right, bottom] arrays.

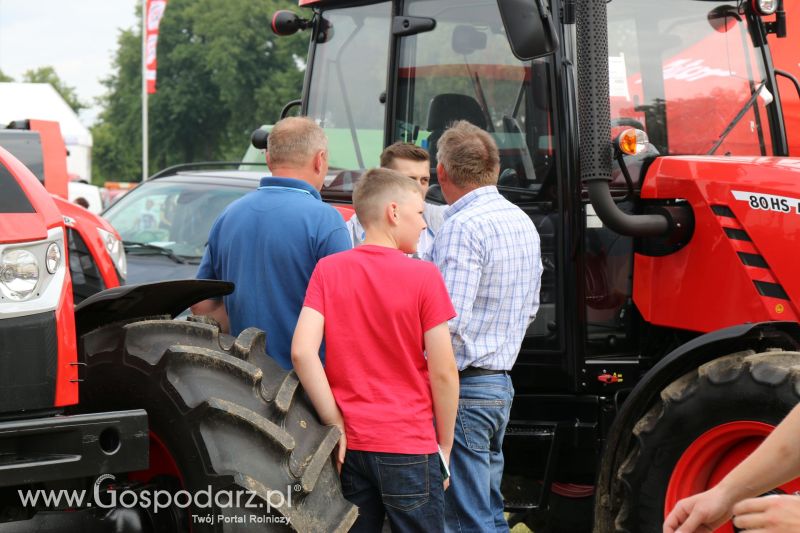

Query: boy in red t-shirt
[[292, 168, 459, 532]]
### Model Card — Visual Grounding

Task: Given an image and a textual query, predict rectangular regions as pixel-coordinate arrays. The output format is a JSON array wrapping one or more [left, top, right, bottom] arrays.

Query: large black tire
[[614, 350, 800, 533], [79, 317, 358, 532]]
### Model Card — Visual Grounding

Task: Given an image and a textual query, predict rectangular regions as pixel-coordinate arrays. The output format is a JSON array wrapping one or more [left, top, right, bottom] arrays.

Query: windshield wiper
[[123, 241, 187, 264], [707, 80, 767, 155]]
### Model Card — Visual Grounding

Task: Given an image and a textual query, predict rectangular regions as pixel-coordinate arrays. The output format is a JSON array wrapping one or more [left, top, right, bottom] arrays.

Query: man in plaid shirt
[[429, 120, 542, 532]]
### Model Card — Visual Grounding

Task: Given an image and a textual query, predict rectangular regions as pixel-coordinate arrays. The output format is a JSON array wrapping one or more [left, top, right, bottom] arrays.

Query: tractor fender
[[74, 279, 234, 338], [593, 320, 800, 532]]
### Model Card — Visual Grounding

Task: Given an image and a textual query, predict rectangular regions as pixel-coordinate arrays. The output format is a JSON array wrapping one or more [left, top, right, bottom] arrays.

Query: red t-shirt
[[303, 245, 456, 454]]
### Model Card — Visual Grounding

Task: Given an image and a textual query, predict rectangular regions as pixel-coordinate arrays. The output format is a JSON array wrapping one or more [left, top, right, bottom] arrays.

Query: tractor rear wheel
[[78, 317, 357, 532], [614, 350, 800, 533]]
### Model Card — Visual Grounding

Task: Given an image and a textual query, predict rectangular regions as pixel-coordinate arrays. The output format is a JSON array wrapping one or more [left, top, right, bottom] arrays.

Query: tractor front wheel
[[78, 317, 357, 532], [614, 350, 800, 533]]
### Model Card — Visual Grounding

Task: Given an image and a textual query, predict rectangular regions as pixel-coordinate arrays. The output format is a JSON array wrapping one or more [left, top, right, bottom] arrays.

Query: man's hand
[[190, 299, 230, 333], [731, 494, 800, 532], [439, 445, 451, 491], [663, 487, 735, 533]]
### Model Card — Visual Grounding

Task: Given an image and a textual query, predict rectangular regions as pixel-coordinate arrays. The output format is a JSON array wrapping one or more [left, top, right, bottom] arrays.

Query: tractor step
[[502, 421, 564, 511]]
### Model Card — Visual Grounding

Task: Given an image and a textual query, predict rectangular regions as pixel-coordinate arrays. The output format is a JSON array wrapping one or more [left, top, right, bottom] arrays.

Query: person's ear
[[436, 162, 447, 184], [315, 149, 328, 174], [386, 201, 400, 225], [265, 152, 272, 168]]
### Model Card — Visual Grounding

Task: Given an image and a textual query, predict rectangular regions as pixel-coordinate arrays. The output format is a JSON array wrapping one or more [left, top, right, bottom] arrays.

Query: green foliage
[[22, 66, 88, 113], [0, 69, 13, 82], [91, 0, 307, 183]]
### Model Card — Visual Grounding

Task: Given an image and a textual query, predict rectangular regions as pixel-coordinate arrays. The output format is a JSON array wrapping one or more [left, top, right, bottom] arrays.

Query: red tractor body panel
[[635, 156, 800, 332], [52, 195, 123, 291], [0, 146, 79, 408], [769, 13, 800, 156], [53, 268, 79, 406], [0, 147, 62, 240], [0, 213, 50, 244]]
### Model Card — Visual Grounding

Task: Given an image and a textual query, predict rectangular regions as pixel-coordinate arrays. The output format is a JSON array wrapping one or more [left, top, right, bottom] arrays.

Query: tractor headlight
[[97, 227, 127, 281], [753, 0, 778, 15], [46, 242, 62, 274], [0, 249, 40, 301]]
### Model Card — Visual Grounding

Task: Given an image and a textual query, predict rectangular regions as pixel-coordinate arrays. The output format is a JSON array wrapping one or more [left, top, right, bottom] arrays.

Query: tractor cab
[[288, 0, 789, 170], [272, 0, 800, 530], [277, 0, 793, 369]]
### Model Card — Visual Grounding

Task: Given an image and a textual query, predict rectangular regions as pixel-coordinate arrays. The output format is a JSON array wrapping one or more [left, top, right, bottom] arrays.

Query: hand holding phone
[[438, 446, 450, 485]]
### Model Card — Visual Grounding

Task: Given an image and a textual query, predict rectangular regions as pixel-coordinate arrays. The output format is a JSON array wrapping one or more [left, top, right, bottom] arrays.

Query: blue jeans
[[341, 450, 444, 532], [444, 373, 514, 533]]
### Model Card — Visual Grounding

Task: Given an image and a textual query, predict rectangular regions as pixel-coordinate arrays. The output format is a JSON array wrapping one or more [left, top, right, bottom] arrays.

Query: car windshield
[[103, 180, 249, 258], [607, 0, 776, 156]]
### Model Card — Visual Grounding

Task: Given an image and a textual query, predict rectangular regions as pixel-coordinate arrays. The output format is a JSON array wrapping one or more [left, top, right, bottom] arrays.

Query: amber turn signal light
[[617, 128, 649, 156]]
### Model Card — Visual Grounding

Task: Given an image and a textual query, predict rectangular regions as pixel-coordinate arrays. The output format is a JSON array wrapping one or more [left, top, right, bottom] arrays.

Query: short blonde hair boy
[[353, 168, 423, 228]]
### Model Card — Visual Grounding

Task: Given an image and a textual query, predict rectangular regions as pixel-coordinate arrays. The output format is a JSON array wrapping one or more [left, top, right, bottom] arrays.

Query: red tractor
[[0, 147, 356, 527], [269, 0, 800, 531]]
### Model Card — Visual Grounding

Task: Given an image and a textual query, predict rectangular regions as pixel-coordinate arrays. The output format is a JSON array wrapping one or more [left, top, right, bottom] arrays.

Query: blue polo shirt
[[197, 176, 351, 368]]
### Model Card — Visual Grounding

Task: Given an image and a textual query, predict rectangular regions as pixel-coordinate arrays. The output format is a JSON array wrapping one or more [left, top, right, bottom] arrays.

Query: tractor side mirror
[[251, 128, 269, 150], [706, 5, 741, 33], [496, 0, 559, 60], [271, 10, 312, 36]]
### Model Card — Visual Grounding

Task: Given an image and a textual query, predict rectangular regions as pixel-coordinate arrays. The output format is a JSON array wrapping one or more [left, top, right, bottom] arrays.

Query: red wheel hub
[[665, 421, 800, 532], [129, 430, 185, 486]]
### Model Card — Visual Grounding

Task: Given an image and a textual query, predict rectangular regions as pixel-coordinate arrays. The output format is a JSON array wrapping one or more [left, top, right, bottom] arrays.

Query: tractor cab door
[[390, 0, 563, 364], [304, 0, 565, 368]]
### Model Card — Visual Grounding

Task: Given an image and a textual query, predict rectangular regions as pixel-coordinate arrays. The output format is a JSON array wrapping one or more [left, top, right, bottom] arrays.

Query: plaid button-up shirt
[[428, 186, 542, 371]]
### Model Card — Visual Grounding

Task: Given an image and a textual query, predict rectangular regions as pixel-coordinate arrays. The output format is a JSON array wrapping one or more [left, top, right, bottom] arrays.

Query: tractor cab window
[[607, 0, 775, 157], [394, 0, 555, 194], [395, 0, 560, 351], [306, 2, 391, 171]]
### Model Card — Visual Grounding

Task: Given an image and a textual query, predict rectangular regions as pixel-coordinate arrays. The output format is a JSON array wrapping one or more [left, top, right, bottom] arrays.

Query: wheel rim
[[665, 421, 800, 532], [128, 430, 185, 485], [127, 430, 190, 531]]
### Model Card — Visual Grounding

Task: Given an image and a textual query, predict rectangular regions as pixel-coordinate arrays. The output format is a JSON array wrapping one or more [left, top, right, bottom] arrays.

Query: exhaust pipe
[[576, 0, 670, 237]]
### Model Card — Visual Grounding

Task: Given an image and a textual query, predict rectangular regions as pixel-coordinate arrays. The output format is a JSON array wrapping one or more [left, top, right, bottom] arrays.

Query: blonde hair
[[353, 168, 423, 228], [436, 120, 499, 187], [267, 116, 327, 168]]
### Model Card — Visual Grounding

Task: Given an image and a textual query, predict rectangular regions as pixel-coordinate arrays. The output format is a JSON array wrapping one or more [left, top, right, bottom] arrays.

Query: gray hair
[[267, 116, 328, 168], [436, 120, 499, 187]]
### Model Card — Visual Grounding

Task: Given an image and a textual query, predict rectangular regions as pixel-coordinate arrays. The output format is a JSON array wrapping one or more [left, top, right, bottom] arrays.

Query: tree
[[22, 66, 87, 113], [0, 69, 13, 82], [92, 0, 307, 183]]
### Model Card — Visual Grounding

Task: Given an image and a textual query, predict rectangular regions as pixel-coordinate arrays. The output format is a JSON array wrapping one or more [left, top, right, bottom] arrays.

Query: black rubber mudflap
[[79, 318, 358, 532]]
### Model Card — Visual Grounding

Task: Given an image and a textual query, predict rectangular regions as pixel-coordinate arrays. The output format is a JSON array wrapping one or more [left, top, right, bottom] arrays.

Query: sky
[[0, 0, 139, 125]]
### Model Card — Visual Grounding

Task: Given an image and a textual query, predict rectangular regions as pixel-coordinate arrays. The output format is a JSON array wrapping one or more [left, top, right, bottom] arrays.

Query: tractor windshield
[[305, 0, 552, 193], [306, 2, 391, 172], [606, 0, 777, 156]]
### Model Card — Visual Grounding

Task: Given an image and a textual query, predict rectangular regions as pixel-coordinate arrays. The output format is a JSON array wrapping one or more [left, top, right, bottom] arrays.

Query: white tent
[[0, 82, 93, 182]]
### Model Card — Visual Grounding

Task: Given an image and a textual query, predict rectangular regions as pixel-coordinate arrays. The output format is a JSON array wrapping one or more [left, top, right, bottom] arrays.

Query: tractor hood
[[0, 146, 62, 243], [636, 155, 800, 333]]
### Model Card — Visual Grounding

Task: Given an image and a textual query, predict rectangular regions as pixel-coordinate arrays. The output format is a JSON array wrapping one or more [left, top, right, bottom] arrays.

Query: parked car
[[102, 163, 355, 285]]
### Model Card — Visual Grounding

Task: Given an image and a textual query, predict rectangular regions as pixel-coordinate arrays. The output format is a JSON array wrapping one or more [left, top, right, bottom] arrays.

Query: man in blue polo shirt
[[192, 116, 351, 369]]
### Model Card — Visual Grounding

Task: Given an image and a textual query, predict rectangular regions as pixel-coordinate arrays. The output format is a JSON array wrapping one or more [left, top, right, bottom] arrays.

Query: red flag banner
[[145, 0, 168, 94]]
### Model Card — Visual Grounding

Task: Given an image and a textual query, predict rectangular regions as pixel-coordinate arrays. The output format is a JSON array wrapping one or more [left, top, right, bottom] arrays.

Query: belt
[[458, 367, 508, 378]]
